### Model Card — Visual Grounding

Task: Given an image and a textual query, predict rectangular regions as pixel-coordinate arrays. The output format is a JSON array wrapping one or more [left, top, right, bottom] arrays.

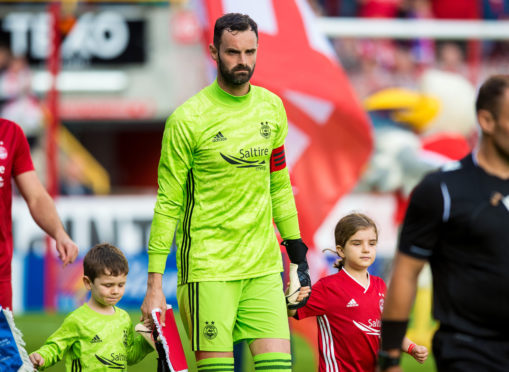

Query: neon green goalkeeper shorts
[[177, 272, 290, 352]]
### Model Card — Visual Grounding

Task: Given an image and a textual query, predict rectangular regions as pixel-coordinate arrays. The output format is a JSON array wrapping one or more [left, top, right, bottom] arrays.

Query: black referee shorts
[[432, 327, 509, 372]]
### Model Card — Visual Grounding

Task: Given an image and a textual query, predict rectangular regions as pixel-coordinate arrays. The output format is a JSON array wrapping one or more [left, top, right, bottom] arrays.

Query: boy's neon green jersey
[[34, 304, 153, 371], [149, 80, 301, 284]]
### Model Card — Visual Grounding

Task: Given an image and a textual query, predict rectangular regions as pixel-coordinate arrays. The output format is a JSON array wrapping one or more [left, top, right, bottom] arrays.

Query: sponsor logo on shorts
[[203, 321, 218, 340]]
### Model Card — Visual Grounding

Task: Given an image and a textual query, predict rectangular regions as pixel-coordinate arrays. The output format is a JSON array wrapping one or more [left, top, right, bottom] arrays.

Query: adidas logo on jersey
[[347, 298, 359, 307], [91, 335, 102, 343], [212, 132, 227, 142]]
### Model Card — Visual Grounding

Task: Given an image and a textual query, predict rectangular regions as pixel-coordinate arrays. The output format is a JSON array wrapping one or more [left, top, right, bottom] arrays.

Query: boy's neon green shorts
[[177, 272, 290, 352]]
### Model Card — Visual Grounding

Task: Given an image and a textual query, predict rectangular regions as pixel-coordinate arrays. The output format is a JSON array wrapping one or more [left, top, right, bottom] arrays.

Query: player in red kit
[[289, 213, 427, 372], [0, 118, 78, 310]]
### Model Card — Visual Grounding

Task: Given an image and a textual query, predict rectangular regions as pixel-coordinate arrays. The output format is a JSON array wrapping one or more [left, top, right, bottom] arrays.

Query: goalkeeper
[[141, 12, 310, 372], [29, 244, 153, 371]]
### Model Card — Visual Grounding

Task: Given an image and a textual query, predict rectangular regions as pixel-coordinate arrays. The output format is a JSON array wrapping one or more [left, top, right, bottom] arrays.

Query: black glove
[[281, 239, 311, 309]]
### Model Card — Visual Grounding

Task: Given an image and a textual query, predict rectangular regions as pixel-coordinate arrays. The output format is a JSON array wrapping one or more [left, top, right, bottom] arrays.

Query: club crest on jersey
[[203, 321, 218, 340], [260, 122, 271, 139], [380, 298, 384, 313]]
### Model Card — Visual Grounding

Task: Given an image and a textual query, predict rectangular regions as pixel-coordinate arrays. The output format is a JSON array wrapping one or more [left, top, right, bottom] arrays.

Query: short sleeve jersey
[[0, 119, 34, 281], [296, 269, 386, 372], [399, 153, 509, 338], [149, 80, 298, 284], [35, 304, 152, 371]]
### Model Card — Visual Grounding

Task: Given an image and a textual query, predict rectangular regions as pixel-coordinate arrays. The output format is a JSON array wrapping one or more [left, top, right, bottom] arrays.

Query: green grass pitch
[[16, 311, 435, 371]]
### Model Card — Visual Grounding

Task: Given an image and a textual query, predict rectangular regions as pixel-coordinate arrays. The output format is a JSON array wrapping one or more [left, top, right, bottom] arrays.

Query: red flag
[[199, 0, 373, 245], [153, 306, 188, 372]]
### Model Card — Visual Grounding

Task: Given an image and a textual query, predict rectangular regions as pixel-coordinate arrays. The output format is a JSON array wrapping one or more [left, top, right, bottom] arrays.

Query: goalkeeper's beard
[[218, 54, 255, 86]]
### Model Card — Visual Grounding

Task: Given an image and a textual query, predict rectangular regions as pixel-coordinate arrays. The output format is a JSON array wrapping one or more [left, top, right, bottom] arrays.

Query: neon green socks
[[196, 357, 235, 372], [253, 352, 292, 371]]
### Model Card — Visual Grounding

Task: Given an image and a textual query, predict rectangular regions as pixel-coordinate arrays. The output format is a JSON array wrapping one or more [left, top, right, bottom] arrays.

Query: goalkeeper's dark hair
[[84, 243, 129, 282], [476, 75, 509, 120], [323, 213, 378, 270], [213, 13, 258, 49]]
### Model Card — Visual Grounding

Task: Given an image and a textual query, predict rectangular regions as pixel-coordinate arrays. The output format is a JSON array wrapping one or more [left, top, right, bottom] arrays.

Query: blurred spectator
[[318, 0, 359, 16], [431, 0, 481, 19], [482, 0, 509, 19], [350, 40, 395, 98], [0, 44, 46, 189], [0, 44, 11, 82], [359, 0, 403, 18], [481, 0, 509, 68], [0, 46, 43, 149], [436, 41, 467, 74], [332, 38, 362, 72], [307, 0, 326, 15], [398, 0, 435, 67], [391, 44, 419, 89], [1, 59, 43, 146]]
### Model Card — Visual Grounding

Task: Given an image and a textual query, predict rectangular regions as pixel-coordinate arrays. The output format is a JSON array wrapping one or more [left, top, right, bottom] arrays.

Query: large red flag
[[198, 0, 373, 247]]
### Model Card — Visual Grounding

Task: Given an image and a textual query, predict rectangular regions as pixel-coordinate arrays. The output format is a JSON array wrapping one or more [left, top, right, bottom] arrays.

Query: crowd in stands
[[0, 43, 43, 147], [0, 43, 93, 196], [307, 0, 509, 98]]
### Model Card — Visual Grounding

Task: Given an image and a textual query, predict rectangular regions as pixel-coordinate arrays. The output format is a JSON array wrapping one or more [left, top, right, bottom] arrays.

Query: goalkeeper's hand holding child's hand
[[297, 286, 311, 302], [285, 284, 310, 317], [29, 352, 44, 369], [282, 239, 311, 309], [285, 283, 311, 303]]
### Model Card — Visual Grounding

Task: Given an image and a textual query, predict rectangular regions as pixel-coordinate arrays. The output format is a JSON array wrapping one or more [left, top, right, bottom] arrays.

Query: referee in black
[[379, 75, 509, 372]]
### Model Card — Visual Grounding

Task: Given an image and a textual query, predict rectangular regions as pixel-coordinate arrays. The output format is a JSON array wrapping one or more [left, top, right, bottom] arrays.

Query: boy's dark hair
[[476, 75, 509, 120], [213, 13, 258, 49], [83, 243, 129, 282]]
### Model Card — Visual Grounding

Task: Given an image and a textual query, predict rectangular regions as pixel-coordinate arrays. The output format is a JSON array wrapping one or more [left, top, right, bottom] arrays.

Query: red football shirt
[[0, 119, 34, 281], [296, 268, 386, 372]]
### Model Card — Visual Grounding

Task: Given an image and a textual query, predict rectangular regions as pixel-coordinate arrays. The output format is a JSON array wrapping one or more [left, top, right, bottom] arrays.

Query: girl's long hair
[[324, 213, 378, 270]]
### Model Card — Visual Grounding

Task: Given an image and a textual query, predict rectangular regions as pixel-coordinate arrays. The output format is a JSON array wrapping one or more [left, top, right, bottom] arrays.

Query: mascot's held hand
[[282, 239, 311, 309]]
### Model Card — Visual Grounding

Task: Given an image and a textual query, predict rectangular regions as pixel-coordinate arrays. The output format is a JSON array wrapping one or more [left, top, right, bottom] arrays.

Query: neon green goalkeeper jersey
[[149, 80, 300, 284], [35, 304, 152, 371]]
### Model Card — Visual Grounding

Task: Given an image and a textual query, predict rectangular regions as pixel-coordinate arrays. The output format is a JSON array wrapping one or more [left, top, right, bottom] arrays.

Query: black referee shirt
[[399, 153, 509, 339]]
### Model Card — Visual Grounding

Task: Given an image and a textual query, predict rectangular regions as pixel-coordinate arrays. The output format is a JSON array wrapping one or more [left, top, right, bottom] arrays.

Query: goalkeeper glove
[[281, 238, 311, 309]]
